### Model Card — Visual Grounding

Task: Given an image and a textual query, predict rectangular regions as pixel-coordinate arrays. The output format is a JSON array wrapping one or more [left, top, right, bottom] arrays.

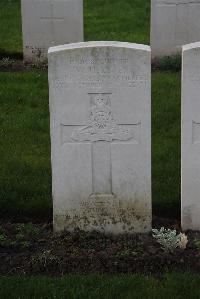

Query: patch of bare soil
[[0, 217, 199, 276]]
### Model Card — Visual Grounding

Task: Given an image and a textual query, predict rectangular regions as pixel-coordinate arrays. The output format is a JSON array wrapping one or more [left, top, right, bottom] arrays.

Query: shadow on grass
[[0, 49, 23, 60], [152, 54, 181, 72]]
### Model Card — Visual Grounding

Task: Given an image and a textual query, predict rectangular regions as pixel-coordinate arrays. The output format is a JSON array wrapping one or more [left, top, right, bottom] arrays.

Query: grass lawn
[[0, 0, 194, 296], [0, 0, 180, 219], [0, 71, 180, 219], [84, 0, 150, 44], [152, 72, 181, 218], [0, 273, 200, 299], [0, 0, 22, 57], [0, 72, 51, 219], [0, 0, 150, 57]]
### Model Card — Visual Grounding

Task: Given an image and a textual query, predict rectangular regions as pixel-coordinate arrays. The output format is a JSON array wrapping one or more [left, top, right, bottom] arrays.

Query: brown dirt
[[0, 217, 199, 276]]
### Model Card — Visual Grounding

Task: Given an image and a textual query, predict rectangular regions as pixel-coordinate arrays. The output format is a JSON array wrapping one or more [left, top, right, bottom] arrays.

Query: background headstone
[[151, 0, 200, 57], [182, 42, 200, 231], [21, 0, 83, 62], [48, 41, 152, 234]]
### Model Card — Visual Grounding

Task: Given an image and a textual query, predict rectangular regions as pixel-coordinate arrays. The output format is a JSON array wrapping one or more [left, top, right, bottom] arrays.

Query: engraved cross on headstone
[[61, 93, 141, 198], [158, 1, 200, 45], [40, 2, 64, 43]]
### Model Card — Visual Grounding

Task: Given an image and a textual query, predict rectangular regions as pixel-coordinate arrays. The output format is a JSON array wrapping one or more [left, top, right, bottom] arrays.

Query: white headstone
[[151, 0, 200, 57], [182, 42, 200, 231], [48, 41, 152, 234], [21, 0, 83, 62]]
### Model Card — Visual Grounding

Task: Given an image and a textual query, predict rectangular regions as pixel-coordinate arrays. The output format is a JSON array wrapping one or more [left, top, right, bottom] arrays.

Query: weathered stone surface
[[151, 0, 200, 57], [182, 42, 200, 231], [21, 0, 83, 62], [48, 41, 152, 234]]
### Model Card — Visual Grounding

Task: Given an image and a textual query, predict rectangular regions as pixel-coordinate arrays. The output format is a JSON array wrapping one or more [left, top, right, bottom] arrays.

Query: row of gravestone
[[21, 0, 200, 62], [48, 40, 200, 234]]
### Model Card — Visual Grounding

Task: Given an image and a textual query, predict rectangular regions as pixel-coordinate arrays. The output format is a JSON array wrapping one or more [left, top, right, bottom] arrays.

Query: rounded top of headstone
[[48, 41, 150, 55], [182, 42, 200, 52]]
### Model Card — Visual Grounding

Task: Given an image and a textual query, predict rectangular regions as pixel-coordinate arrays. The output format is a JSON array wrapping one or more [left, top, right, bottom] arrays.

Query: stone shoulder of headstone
[[182, 41, 200, 231], [182, 41, 200, 52], [48, 41, 150, 54], [48, 41, 151, 234]]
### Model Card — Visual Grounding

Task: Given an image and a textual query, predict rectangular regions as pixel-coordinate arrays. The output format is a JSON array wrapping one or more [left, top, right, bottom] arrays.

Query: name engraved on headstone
[[53, 54, 149, 89]]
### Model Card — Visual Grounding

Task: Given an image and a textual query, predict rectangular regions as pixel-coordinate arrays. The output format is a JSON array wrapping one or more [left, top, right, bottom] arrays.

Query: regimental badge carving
[[71, 93, 133, 142]]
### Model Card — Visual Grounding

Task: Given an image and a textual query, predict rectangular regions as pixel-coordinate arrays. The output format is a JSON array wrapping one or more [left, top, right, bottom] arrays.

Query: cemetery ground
[[0, 0, 200, 297]]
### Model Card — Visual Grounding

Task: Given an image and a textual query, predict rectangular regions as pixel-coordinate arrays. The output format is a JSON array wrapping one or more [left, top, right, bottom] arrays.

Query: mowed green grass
[[152, 72, 181, 218], [0, 273, 200, 299], [0, 72, 51, 219], [0, 0, 150, 57], [84, 0, 150, 44], [0, 71, 180, 219], [0, 0, 22, 57], [0, 0, 181, 219]]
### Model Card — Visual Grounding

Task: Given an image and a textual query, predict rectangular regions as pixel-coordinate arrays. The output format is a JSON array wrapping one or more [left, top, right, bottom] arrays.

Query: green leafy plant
[[152, 227, 188, 252], [0, 223, 40, 249], [15, 223, 39, 237], [0, 228, 18, 248], [13, 223, 40, 248], [115, 249, 132, 258], [29, 59, 48, 70], [115, 246, 143, 258], [30, 250, 60, 271], [194, 237, 200, 250]]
